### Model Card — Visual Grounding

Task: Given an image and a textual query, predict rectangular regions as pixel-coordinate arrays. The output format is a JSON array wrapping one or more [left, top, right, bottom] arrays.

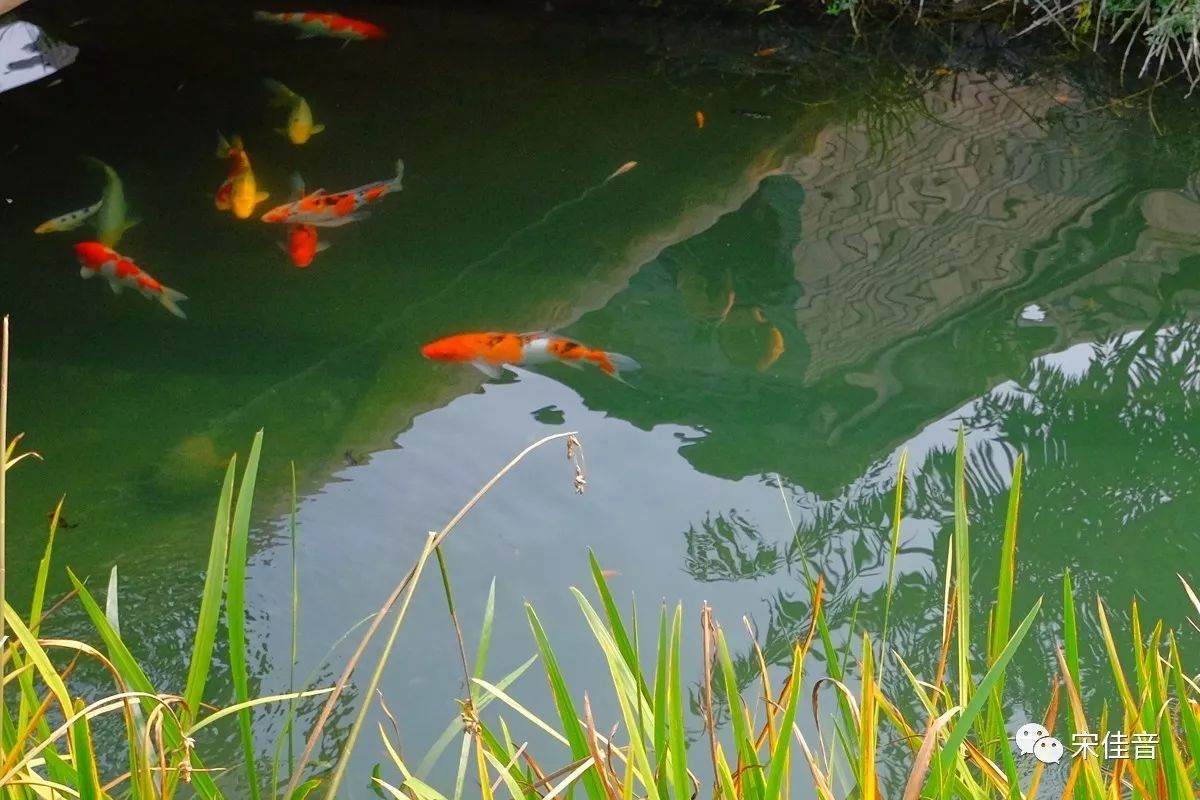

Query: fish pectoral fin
[[122, 217, 141, 231], [274, 127, 289, 137], [309, 123, 325, 135], [255, 191, 271, 203], [276, 241, 288, 254], [107, 279, 124, 295], [315, 241, 332, 252], [296, 31, 318, 39], [79, 267, 94, 279], [471, 359, 504, 380], [559, 359, 585, 370]]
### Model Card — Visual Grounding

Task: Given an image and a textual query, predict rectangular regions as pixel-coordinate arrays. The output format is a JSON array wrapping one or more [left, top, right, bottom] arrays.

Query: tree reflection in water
[[683, 319, 1200, 736]]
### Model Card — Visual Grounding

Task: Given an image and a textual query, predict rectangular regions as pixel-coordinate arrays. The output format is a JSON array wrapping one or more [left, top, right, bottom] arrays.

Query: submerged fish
[[264, 78, 325, 144], [34, 199, 102, 234], [602, 160, 638, 183], [252, 11, 385, 41], [260, 158, 404, 227], [215, 133, 269, 219], [695, 110, 705, 129], [73, 241, 188, 318], [278, 173, 329, 267], [421, 332, 640, 381], [34, 157, 137, 246]]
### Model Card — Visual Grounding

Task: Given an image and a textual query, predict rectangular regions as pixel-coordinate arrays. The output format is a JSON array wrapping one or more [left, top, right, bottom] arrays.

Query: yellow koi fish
[[215, 133, 269, 219], [263, 79, 325, 144]]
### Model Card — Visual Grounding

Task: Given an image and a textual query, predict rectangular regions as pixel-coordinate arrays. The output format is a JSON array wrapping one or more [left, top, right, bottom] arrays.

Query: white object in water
[[1020, 303, 1047, 323], [0, 20, 78, 94]]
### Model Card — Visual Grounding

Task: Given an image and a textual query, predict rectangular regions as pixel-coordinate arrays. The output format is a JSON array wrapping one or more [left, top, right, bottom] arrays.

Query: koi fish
[[755, 46, 784, 57], [252, 11, 385, 41], [421, 332, 640, 381], [34, 199, 101, 234], [695, 110, 705, 129], [215, 133, 269, 219], [278, 173, 329, 267], [260, 158, 404, 227], [73, 241, 188, 318], [264, 78, 324, 144], [34, 157, 137, 246], [602, 160, 637, 183]]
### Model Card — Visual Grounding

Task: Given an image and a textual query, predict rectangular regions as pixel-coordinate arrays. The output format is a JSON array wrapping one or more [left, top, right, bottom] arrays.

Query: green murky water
[[4, 0, 1200, 795]]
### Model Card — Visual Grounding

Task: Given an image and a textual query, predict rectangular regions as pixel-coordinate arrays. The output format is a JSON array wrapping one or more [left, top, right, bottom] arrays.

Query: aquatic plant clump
[[740, 0, 1200, 95], [4, 312, 1200, 799]]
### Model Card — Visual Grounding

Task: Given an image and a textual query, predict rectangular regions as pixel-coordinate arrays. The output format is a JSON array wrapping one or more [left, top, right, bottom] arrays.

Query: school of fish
[[33, 9, 650, 385]]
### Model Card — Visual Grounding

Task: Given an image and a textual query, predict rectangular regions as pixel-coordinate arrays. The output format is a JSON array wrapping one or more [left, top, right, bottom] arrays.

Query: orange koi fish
[[260, 158, 404, 227], [73, 242, 188, 318], [253, 11, 385, 41], [278, 174, 329, 267], [695, 110, 705, 128], [215, 133, 269, 219], [421, 332, 640, 381]]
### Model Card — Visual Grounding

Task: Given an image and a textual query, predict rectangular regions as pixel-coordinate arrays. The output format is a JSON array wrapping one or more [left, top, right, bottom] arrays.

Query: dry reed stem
[[284, 430, 583, 800], [0, 315, 8, 771]]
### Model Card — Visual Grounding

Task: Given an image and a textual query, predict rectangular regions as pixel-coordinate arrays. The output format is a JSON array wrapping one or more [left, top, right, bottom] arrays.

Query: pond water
[[3, 0, 1200, 796]]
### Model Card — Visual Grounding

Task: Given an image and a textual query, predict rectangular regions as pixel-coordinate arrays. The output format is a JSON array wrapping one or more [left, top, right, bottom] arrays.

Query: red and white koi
[[252, 11, 385, 41], [260, 158, 404, 227], [73, 241, 188, 318], [421, 332, 640, 381]]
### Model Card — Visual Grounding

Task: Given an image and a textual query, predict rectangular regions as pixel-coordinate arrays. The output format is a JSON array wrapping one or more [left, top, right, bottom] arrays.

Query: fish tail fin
[[216, 131, 231, 157], [392, 158, 405, 190], [289, 172, 306, 200], [309, 123, 325, 135], [263, 78, 296, 105], [597, 350, 641, 381], [159, 287, 188, 319]]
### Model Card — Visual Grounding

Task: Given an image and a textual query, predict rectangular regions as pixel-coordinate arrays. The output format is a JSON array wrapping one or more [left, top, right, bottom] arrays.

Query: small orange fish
[[421, 332, 639, 381], [604, 160, 638, 182], [934, 66, 954, 77], [695, 110, 705, 129], [755, 46, 783, 57], [600, 569, 622, 579]]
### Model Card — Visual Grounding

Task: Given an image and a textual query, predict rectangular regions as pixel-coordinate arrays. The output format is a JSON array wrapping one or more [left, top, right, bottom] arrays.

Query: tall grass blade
[[184, 455, 236, 722], [666, 605, 689, 800], [953, 427, 972, 712], [933, 597, 1042, 783], [29, 498, 63, 637], [880, 448, 907, 660], [762, 643, 804, 800], [228, 430, 265, 800], [525, 605, 608, 800]]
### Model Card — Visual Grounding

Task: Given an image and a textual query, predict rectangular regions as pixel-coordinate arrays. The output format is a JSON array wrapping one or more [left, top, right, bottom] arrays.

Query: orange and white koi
[[421, 332, 640, 381], [73, 241, 188, 318], [215, 133, 269, 219], [278, 174, 330, 267], [260, 158, 403, 227], [252, 11, 385, 41]]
